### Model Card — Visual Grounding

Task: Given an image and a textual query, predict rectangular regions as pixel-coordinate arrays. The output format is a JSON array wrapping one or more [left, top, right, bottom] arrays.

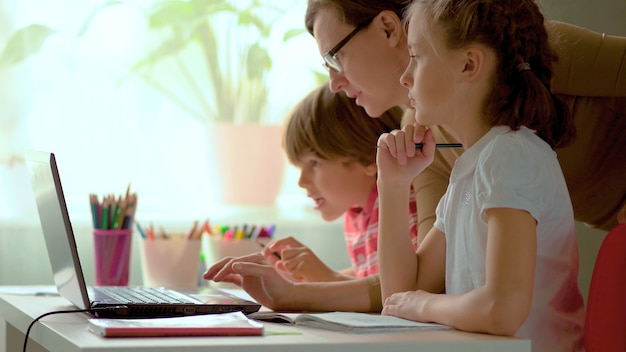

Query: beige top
[[412, 20, 626, 236]]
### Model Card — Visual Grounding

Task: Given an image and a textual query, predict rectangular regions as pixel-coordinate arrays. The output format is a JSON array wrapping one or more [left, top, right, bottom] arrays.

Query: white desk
[[0, 290, 530, 352]]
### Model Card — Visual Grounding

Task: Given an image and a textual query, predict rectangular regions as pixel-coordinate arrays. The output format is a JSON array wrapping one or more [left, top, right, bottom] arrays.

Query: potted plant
[[1, 0, 320, 205], [116, 0, 308, 205]]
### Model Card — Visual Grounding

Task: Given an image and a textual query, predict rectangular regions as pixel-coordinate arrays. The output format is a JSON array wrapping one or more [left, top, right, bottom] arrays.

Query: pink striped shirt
[[343, 185, 419, 277]]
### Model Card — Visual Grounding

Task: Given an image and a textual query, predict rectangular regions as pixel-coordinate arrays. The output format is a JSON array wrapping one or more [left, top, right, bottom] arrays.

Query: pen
[[377, 143, 463, 149]]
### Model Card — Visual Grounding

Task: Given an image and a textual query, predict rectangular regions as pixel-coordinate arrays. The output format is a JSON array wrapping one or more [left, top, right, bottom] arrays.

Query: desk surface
[[0, 289, 530, 352]]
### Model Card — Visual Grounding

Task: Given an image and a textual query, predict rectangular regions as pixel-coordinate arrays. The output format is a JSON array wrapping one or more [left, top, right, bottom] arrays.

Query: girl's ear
[[460, 47, 489, 83], [373, 10, 404, 47]]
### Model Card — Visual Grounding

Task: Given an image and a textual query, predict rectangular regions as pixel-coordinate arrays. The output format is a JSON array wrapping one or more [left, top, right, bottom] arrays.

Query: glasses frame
[[322, 18, 374, 74]]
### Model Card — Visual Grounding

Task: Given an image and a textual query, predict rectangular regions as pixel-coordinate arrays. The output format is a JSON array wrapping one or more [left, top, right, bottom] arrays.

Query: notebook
[[24, 150, 261, 318], [247, 311, 451, 334]]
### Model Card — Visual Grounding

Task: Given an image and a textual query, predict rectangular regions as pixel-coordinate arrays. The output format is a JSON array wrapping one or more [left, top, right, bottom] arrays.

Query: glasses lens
[[322, 53, 342, 74]]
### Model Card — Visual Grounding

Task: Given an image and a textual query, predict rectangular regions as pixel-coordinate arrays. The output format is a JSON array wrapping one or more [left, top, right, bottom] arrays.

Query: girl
[[376, 1, 584, 351]]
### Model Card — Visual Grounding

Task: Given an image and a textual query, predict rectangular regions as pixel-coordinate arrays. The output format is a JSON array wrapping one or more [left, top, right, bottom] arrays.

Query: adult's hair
[[406, 0, 576, 148], [283, 85, 403, 166], [305, 0, 412, 35]]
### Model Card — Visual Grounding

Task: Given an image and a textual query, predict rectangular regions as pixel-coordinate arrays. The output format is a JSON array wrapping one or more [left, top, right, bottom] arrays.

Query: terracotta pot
[[206, 123, 285, 205]]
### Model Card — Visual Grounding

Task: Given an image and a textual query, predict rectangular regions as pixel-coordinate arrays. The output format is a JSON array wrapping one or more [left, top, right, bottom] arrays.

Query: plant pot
[[206, 123, 285, 205]]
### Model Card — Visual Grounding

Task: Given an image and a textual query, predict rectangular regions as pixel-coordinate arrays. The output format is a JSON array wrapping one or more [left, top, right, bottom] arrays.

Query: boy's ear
[[364, 163, 378, 177], [373, 10, 404, 47]]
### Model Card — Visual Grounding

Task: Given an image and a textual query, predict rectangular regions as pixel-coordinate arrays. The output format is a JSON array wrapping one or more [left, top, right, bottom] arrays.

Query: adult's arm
[[548, 20, 626, 230], [204, 253, 383, 312], [547, 20, 626, 96]]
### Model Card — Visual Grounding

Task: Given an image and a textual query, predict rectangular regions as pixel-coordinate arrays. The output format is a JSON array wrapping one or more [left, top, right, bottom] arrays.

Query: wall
[[0, 210, 348, 288], [538, 0, 625, 304], [540, 0, 626, 35]]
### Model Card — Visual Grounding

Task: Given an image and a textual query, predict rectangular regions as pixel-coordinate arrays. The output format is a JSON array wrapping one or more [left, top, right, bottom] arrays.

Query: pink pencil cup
[[93, 229, 132, 286], [139, 237, 202, 291]]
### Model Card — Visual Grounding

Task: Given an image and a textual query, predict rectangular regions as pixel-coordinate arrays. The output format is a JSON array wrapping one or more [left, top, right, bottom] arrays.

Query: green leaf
[[246, 43, 271, 79], [149, 0, 234, 29], [131, 31, 190, 70], [237, 9, 271, 38], [312, 69, 329, 86], [283, 28, 306, 42], [0, 24, 56, 67], [76, 0, 124, 38], [148, 1, 196, 29]]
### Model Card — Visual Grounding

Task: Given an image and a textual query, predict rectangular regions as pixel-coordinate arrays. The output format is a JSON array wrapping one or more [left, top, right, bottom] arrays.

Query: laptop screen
[[25, 151, 91, 311]]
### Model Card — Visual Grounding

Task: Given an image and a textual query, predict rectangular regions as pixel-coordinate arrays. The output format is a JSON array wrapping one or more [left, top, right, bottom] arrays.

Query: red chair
[[584, 223, 626, 351]]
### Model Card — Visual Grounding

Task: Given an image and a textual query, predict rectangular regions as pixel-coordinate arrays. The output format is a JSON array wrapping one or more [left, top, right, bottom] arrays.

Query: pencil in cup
[[92, 228, 132, 286], [88, 188, 137, 230]]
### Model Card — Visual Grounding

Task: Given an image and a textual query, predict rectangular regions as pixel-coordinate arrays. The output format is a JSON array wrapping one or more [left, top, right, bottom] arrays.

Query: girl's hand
[[263, 236, 341, 282], [376, 123, 436, 187], [381, 290, 430, 322]]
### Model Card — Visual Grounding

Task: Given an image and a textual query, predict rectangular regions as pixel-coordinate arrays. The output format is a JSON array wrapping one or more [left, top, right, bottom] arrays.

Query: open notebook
[[248, 311, 451, 334], [25, 150, 261, 318]]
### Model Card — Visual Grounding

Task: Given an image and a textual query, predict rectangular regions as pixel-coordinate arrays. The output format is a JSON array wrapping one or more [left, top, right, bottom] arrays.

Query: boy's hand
[[264, 236, 342, 282]]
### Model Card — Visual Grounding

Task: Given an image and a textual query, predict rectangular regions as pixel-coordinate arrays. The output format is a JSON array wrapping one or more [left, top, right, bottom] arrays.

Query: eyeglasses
[[322, 18, 373, 74]]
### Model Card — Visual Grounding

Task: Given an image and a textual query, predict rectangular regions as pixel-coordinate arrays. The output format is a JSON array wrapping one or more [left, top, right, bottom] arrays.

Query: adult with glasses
[[205, 0, 626, 312], [205, 1, 413, 313]]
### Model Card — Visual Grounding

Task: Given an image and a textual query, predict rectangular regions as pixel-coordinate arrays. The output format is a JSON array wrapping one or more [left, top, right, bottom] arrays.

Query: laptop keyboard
[[96, 286, 197, 304]]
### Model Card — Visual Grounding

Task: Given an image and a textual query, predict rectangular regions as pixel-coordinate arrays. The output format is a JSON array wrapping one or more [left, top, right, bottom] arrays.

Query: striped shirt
[[343, 185, 419, 277]]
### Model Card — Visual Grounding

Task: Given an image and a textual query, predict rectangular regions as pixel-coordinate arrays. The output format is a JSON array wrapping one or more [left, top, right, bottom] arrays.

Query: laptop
[[25, 150, 261, 318]]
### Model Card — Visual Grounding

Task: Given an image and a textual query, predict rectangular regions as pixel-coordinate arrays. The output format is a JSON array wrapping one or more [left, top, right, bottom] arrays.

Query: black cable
[[23, 306, 129, 352]]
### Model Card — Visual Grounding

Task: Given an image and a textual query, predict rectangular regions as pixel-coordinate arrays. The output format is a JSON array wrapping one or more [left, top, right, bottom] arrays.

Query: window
[[0, 0, 325, 221]]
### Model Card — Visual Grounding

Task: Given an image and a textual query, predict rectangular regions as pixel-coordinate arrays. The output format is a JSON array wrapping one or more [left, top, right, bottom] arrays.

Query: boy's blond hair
[[283, 85, 403, 166]]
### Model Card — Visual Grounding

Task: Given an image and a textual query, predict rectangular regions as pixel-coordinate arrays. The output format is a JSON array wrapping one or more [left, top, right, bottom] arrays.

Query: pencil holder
[[93, 229, 132, 286], [139, 236, 202, 291]]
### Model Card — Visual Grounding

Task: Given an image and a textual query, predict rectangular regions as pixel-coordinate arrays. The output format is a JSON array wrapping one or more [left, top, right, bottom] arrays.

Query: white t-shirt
[[434, 126, 585, 352]]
